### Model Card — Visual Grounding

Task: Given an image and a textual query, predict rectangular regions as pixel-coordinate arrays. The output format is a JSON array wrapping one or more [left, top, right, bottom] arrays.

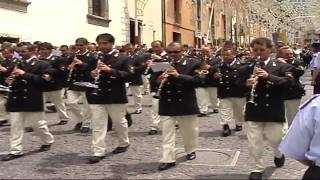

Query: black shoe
[[222, 124, 231, 137], [186, 152, 196, 160], [274, 155, 285, 167], [235, 125, 243, 131], [175, 124, 179, 130], [57, 120, 68, 125], [39, 144, 51, 152], [249, 172, 263, 180], [133, 109, 142, 114], [80, 127, 90, 133], [1, 154, 24, 161], [24, 127, 34, 133], [112, 145, 129, 154], [88, 156, 105, 164], [74, 122, 83, 131], [148, 129, 158, 135], [0, 120, 8, 126], [158, 162, 176, 171], [213, 109, 219, 113], [45, 105, 57, 113], [197, 113, 207, 117]]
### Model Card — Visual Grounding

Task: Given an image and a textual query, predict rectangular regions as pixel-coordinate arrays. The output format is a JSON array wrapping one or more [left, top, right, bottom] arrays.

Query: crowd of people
[[0, 34, 319, 180]]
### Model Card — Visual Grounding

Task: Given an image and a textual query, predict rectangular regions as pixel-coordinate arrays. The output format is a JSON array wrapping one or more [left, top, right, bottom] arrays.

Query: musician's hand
[[256, 69, 269, 79], [0, 65, 7, 72], [166, 70, 179, 78], [203, 64, 211, 70], [91, 69, 99, 78], [246, 78, 256, 87], [13, 68, 25, 76], [277, 58, 287, 64], [73, 58, 83, 65], [213, 72, 221, 79], [98, 64, 112, 72]]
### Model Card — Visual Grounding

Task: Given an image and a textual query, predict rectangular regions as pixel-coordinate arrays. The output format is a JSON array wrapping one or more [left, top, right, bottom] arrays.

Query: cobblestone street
[[0, 74, 312, 179]]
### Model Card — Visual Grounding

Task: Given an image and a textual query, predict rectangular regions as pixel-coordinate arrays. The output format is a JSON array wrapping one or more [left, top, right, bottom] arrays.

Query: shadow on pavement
[[108, 162, 159, 178], [194, 173, 249, 179]]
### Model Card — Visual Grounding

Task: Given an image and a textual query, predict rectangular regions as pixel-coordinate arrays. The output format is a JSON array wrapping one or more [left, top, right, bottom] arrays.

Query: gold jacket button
[[266, 104, 270, 107], [107, 89, 112, 91], [167, 91, 171, 93], [254, 103, 258, 107], [226, 87, 230, 90], [178, 99, 182, 102], [167, 99, 172, 102], [23, 96, 27, 99], [265, 94, 270, 97], [23, 89, 27, 92]]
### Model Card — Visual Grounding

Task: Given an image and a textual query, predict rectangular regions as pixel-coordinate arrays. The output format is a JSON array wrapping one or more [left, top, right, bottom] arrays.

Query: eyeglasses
[[167, 51, 181, 54]]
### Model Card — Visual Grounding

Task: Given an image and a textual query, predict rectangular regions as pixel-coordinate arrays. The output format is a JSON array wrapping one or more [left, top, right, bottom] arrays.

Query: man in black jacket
[[38, 42, 70, 125], [86, 33, 131, 164], [245, 38, 293, 180], [277, 46, 305, 129], [65, 38, 95, 133], [157, 42, 201, 171], [1, 44, 54, 161]]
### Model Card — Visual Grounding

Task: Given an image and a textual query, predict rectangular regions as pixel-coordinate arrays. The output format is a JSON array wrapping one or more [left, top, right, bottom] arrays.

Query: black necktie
[[259, 61, 266, 69]]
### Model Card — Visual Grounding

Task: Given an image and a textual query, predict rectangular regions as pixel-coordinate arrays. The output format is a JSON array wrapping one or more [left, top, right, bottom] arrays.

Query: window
[[87, 0, 111, 27], [173, 0, 181, 24], [0, 0, 31, 13], [173, 32, 181, 42]]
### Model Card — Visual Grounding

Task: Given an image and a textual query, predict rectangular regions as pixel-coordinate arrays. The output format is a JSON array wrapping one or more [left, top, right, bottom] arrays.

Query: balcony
[[0, 0, 31, 13]]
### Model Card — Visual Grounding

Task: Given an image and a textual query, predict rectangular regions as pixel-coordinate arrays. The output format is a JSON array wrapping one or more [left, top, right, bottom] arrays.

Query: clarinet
[[90, 51, 105, 95], [247, 56, 261, 104]]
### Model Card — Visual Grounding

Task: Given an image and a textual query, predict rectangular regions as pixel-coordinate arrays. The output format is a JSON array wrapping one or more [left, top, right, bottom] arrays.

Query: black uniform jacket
[[217, 59, 250, 99], [283, 58, 305, 100], [68, 51, 96, 91], [86, 50, 131, 104], [128, 53, 151, 86], [39, 55, 68, 91], [245, 59, 293, 123], [6, 57, 52, 112], [158, 57, 201, 116], [199, 56, 222, 88]]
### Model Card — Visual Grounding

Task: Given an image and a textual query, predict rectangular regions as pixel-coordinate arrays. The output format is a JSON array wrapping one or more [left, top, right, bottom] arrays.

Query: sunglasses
[[167, 51, 181, 54]]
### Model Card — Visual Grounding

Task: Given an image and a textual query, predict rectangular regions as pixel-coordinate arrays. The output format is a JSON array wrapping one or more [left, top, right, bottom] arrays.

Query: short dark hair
[[250, 37, 273, 49], [95, 33, 115, 43], [38, 42, 53, 50], [75, 37, 89, 45], [60, 45, 69, 49], [151, 40, 164, 47]]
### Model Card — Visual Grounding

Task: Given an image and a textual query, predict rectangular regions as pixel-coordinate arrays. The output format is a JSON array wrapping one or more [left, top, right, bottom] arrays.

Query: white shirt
[[279, 95, 320, 163], [311, 52, 320, 69]]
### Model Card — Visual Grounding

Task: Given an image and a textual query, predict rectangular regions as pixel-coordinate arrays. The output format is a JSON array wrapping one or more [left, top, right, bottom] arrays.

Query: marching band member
[[146, 40, 169, 135], [277, 46, 305, 129], [86, 33, 131, 164], [1, 44, 54, 161], [245, 38, 294, 180], [65, 38, 95, 133], [158, 42, 201, 171], [215, 49, 249, 137], [0, 47, 16, 126], [38, 42, 70, 125]]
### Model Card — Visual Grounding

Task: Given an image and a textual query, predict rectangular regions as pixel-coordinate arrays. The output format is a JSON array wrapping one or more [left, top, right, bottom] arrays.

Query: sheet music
[[150, 62, 174, 72]]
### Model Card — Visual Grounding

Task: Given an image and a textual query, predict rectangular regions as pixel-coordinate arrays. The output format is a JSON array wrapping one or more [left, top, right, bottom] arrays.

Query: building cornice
[[0, 0, 31, 13]]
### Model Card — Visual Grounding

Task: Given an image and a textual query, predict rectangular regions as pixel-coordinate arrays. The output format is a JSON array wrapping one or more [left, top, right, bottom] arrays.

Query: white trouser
[[284, 99, 301, 130], [65, 90, 91, 127], [160, 115, 199, 163], [44, 90, 70, 121], [90, 104, 130, 156], [151, 96, 160, 130], [9, 112, 54, 155], [129, 85, 142, 110], [207, 87, 220, 110], [196, 88, 210, 113], [247, 121, 285, 172], [142, 75, 150, 93], [219, 97, 246, 126], [0, 94, 9, 121]]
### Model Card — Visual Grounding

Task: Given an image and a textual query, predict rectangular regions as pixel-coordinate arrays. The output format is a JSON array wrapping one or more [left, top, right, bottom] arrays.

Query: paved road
[[0, 73, 313, 179]]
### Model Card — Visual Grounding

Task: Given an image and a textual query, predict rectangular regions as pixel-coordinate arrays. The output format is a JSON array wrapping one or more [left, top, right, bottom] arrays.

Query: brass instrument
[[248, 56, 261, 104]]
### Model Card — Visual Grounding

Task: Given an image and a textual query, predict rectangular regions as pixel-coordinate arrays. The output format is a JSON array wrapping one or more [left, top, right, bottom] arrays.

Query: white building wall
[[127, 0, 163, 46], [0, 0, 128, 46]]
